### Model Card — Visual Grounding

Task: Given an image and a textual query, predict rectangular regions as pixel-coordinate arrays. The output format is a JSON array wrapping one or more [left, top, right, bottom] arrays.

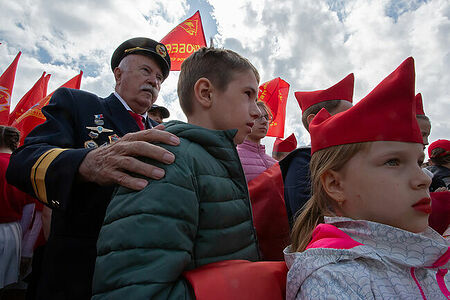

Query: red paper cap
[[295, 73, 354, 113], [310, 57, 422, 154], [428, 139, 450, 158], [273, 133, 297, 153], [415, 93, 425, 115]]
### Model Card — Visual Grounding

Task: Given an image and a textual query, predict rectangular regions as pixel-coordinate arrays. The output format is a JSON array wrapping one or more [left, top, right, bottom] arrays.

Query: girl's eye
[[245, 91, 251, 97], [384, 159, 399, 166]]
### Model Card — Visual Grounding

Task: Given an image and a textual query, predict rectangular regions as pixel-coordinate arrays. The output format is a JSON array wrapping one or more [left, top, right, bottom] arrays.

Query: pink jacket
[[237, 140, 277, 182]]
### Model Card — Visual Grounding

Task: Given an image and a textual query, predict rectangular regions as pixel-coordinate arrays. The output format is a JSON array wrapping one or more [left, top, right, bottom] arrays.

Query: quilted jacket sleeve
[[92, 147, 198, 300]]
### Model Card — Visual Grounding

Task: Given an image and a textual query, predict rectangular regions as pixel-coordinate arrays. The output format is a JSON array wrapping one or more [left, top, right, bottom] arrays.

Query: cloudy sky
[[1, 0, 448, 154]]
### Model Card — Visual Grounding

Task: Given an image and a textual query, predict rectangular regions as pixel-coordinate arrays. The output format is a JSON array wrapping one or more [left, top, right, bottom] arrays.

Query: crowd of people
[[0, 36, 449, 300]]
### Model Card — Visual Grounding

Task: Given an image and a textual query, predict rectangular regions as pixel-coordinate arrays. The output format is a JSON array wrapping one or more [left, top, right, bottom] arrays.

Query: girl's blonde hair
[[290, 142, 368, 252], [256, 101, 273, 121]]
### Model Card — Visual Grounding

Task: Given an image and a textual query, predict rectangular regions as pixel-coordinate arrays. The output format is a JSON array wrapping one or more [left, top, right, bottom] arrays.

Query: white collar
[[114, 91, 148, 120]]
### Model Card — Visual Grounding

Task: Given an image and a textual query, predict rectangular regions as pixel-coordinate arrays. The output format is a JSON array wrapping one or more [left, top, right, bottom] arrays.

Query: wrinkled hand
[[78, 124, 179, 190]]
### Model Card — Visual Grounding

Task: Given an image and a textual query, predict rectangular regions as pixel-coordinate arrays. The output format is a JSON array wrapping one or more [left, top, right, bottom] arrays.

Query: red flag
[[12, 71, 82, 145], [0, 52, 21, 124], [184, 260, 287, 300], [160, 11, 207, 71], [258, 77, 289, 138], [8, 72, 51, 125], [248, 163, 290, 260]]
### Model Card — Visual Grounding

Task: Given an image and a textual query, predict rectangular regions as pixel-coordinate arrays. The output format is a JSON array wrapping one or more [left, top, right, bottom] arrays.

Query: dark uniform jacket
[[6, 87, 157, 300], [92, 121, 260, 300], [279, 147, 312, 227]]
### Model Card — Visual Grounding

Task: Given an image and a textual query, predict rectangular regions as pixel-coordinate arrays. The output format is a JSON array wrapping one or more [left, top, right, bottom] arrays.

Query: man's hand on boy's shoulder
[[78, 124, 180, 191]]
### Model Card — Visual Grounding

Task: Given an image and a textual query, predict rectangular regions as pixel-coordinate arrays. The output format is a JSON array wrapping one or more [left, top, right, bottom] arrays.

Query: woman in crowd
[[284, 58, 449, 299], [0, 126, 36, 294], [237, 101, 277, 182]]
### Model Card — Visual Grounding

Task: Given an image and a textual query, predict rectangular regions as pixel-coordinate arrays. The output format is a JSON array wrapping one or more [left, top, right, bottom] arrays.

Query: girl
[[284, 57, 449, 299], [237, 101, 277, 182]]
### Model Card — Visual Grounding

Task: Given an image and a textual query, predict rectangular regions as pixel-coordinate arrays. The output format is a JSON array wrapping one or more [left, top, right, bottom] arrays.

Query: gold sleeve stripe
[[31, 148, 67, 204]]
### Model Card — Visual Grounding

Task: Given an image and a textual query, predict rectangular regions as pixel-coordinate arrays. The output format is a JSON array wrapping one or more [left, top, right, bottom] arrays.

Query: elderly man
[[6, 37, 179, 300]]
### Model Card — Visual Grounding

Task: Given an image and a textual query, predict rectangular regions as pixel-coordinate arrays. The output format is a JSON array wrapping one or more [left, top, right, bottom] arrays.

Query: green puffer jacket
[[92, 121, 260, 300]]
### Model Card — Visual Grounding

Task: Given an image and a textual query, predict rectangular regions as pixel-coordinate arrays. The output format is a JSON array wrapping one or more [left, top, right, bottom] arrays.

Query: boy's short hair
[[301, 100, 342, 131], [177, 47, 260, 116]]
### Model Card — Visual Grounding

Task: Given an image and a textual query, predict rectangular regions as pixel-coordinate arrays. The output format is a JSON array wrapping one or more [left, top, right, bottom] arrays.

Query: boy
[[92, 47, 261, 299], [415, 93, 431, 147], [279, 73, 354, 226]]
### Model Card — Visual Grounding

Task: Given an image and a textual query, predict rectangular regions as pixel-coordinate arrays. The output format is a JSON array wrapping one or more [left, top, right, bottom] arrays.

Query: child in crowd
[[427, 139, 450, 190], [415, 93, 431, 147], [237, 101, 277, 182], [0, 126, 36, 292], [92, 47, 261, 299], [280, 74, 354, 226], [272, 133, 297, 161], [285, 57, 449, 299]]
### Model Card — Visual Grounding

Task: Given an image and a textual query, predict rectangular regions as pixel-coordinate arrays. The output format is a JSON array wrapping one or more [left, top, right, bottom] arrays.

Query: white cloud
[[206, 0, 449, 151], [1, 0, 448, 154]]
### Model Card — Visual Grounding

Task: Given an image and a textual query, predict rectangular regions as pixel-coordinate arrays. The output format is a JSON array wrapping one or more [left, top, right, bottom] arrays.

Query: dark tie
[[128, 111, 145, 130]]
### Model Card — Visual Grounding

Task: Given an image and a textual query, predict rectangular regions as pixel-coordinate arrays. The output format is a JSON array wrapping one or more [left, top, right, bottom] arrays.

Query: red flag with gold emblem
[[160, 10, 207, 71], [258, 77, 289, 138], [12, 71, 82, 145], [8, 72, 51, 125], [0, 52, 21, 124]]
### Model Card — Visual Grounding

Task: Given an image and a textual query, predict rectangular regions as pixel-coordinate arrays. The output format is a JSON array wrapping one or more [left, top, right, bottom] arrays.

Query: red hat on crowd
[[310, 57, 422, 154], [415, 93, 425, 115], [273, 133, 297, 153], [295, 73, 354, 113], [428, 139, 450, 158]]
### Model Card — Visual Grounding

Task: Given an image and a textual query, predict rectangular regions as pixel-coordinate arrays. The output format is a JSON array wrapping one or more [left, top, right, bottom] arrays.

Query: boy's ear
[[306, 113, 316, 126], [193, 78, 213, 109], [320, 169, 346, 207]]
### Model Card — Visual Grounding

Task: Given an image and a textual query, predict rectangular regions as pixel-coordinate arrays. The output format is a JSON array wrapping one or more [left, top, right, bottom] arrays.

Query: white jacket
[[284, 217, 450, 299]]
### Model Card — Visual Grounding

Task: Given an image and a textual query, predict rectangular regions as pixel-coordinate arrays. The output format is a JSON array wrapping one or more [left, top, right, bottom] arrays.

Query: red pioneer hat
[[273, 133, 297, 153], [428, 139, 450, 158], [415, 93, 425, 115], [310, 57, 422, 154], [295, 73, 354, 113]]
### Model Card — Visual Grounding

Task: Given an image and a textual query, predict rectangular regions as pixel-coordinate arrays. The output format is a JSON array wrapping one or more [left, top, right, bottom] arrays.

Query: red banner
[[0, 52, 21, 124], [160, 11, 207, 71], [8, 72, 50, 125], [248, 163, 290, 261], [258, 77, 289, 138], [12, 71, 82, 145], [184, 260, 287, 300]]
